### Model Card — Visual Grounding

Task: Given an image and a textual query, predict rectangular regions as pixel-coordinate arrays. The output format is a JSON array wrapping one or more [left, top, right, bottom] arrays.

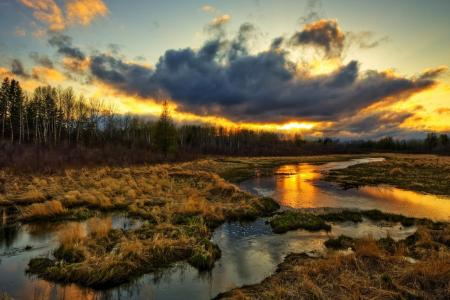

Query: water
[[0, 157, 448, 299], [240, 157, 450, 221]]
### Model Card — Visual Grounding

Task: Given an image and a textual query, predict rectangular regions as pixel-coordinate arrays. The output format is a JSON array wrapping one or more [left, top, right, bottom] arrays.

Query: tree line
[[0, 77, 449, 162]]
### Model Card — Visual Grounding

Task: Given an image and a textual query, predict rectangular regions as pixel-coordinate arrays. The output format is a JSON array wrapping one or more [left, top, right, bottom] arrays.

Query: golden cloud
[[66, 0, 108, 26], [20, 0, 65, 31], [19, 0, 108, 31], [32, 66, 66, 82]]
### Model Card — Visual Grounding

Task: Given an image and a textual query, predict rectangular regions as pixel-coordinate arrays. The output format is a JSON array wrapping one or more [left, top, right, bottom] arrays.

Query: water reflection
[[241, 158, 450, 221]]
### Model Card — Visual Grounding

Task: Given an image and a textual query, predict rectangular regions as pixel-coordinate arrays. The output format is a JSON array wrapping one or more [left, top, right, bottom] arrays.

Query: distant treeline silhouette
[[0, 77, 448, 171]]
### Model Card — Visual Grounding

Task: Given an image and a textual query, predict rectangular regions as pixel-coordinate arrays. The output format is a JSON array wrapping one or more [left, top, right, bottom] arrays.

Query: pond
[[0, 157, 448, 299]]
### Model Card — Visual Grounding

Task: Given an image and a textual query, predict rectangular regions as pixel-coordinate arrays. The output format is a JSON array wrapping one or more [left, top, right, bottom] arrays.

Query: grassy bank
[[218, 222, 450, 299], [269, 209, 418, 234], [325, 153, 450, 195]]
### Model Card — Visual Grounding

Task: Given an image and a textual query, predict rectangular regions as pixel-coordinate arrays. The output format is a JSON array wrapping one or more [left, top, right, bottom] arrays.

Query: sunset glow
[[0, 0, 448, 138]]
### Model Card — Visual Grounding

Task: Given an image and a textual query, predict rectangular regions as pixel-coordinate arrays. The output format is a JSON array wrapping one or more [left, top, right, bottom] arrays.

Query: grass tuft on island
[[218, 222, 450, 299], [270, 211, 331, 233]]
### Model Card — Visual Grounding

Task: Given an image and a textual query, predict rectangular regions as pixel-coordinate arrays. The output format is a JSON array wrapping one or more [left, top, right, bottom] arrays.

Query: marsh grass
[[219, 223, 450, 300], [20, 200, 68, 221], [23, 160, 280, 288]]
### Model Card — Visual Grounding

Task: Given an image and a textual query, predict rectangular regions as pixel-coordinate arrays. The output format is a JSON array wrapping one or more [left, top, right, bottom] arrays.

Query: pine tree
[[154, 101, 177, 156]]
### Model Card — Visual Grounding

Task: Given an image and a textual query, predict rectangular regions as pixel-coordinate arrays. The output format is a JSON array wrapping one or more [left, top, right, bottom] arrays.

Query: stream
[[0, 157, 449, 299]]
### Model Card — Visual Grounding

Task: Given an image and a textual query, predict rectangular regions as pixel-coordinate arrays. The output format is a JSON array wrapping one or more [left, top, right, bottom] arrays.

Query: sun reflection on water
[[270, 163, 450, 221]]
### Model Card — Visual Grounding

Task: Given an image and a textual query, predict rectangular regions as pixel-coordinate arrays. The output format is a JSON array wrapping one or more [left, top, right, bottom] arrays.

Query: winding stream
[[0, 157, 449, 299]]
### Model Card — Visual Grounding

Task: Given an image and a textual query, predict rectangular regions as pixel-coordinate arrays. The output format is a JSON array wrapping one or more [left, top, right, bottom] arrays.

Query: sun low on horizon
[[1, 0, 449, 139]]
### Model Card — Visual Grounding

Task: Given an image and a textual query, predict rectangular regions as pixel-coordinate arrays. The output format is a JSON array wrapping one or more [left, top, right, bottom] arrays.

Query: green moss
[[361, 210, 415, 227], [321, 211, 363, 223], [270, 211, 332, 234]]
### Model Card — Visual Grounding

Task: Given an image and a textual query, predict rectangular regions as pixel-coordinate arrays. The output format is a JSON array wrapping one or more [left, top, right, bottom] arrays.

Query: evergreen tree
[[154, 101, 177, 156]]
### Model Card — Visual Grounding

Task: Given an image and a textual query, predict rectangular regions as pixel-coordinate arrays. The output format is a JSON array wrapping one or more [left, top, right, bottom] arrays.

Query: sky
[[0, 0, 449, 139]]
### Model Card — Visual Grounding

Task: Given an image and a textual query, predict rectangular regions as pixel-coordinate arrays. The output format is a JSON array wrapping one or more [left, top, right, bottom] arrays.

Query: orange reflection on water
[[358, 186, 450, 221], [20, 279, 97, 300], [275, 164, 322, 208]]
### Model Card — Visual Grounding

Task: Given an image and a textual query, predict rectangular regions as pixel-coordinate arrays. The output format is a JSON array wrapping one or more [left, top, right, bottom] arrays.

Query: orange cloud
[[32, 66, 66, 82], [19, 0, 108, 31], [0, 67, 13, 78], [66, 0, 108, 26], [20, 0, 65, 31]]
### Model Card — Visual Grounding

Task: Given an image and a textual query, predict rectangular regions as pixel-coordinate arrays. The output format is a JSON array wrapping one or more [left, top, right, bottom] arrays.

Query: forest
[[0, 77, 449, 171]]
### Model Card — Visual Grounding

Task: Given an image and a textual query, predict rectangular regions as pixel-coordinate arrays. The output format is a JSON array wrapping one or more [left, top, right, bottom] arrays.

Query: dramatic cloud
[[66, 0, 108, 26], [90, 48, 435, 123], [290, 19, 345, 58], [342, 111, 413, 133], [19, 0, 107, 31], [48, 34, 85, 60]]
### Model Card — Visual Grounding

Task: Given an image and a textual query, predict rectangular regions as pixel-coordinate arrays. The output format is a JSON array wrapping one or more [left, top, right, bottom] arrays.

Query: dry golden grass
[[57, 223, 86, 248], [20, 200, 67, 220], [220, 224, 450, 300], [87, 217, 112, 238]]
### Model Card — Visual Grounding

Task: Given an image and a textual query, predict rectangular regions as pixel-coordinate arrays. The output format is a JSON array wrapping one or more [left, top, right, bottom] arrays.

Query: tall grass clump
[[21, 200, 67, 221]]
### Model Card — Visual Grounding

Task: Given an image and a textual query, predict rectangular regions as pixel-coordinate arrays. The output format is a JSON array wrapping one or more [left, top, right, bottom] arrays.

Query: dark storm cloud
[[29, 52, 54, 68], [90, 45, 434, 123], [87, 18, 438, 123], [322, 111, 421, 140], [11, 59, 29, 77], [290, 19, 345, 58], [343, 112, 414, 133], [48, 34, 85, 60]]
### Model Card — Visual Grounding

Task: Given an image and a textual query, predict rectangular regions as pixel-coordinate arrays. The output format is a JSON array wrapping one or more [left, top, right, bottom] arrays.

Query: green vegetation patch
[[270, 211, 332, 233]]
